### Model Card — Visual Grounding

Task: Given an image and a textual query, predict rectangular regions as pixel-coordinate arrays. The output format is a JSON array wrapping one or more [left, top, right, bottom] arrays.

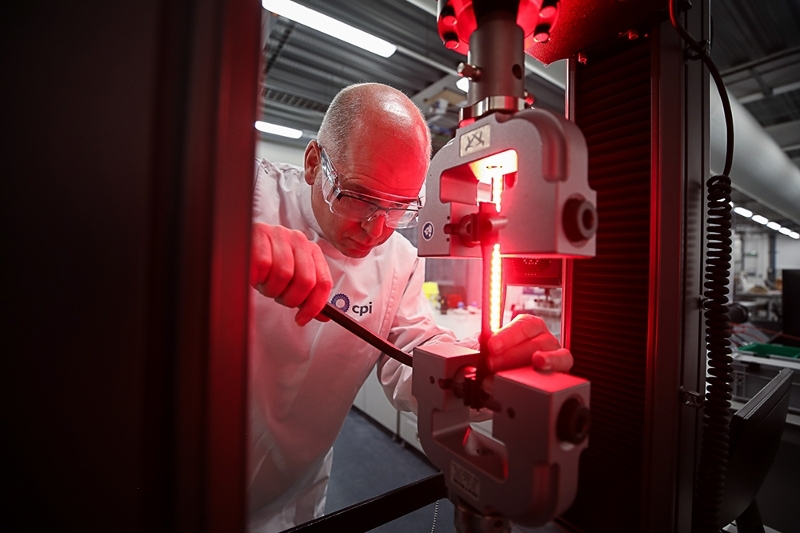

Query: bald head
[[317, 83, 432, 164], [304, 83, 432, 257]]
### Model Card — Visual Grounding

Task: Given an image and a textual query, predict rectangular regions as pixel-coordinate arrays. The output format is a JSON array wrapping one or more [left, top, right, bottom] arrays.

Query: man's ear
[[304, 140, 320, 185]]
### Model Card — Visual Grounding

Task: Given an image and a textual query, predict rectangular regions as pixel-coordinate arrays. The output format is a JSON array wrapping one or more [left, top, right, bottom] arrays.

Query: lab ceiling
[[260, 0, 800, 232]]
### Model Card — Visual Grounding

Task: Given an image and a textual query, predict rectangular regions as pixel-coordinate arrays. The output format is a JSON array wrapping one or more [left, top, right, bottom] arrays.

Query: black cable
[[668, 2, 735, 532], [669, 2, 734, 176], [695, 173, 734, 533]]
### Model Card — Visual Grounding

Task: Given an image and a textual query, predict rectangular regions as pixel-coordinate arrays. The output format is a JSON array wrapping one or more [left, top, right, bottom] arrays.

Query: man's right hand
[[250, 222, 333, 326]]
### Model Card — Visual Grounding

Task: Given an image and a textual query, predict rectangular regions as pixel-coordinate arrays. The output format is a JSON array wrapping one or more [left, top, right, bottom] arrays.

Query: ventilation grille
[[560, 39, 652, 532], [263, 88, 328, 113]]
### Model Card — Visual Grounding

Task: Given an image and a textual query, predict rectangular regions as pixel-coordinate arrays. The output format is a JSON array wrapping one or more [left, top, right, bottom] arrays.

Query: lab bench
[[732, 350, 800, 415]]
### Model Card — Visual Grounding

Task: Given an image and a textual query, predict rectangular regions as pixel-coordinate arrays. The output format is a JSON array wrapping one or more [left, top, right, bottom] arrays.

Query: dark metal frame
[[3, 0, 260, 530], [283, 473, 447, 533], [559, 3, 709, 531]]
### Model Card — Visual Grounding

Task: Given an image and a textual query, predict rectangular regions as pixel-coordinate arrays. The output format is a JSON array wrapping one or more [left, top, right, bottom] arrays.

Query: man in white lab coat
[[247, 83, 572, 532]]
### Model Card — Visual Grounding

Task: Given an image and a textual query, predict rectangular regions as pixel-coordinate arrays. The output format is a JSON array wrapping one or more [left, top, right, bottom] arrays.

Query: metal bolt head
[[540, 5, 557, 17], [457, 62, 480, 80], [443, 32, 460, 50], [533, 23, 551, 43], [440, 4, 457, 26], [524, 90, 535, 106]]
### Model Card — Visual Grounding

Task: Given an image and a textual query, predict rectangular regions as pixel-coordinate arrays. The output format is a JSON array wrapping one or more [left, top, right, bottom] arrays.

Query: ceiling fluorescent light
[[751, 214, 769, 225], [779, 227, 792, 236], [733, 206, 753, 218], [255, 121, 303, 139], [789, 231, 800, 240], [456, 77, 470, 93], [767, 221, 782, 231], [262, 0, 396, 58]]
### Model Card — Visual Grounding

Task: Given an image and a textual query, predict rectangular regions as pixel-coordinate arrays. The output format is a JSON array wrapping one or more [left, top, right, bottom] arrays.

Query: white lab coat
[[247, 159, 477, 532]]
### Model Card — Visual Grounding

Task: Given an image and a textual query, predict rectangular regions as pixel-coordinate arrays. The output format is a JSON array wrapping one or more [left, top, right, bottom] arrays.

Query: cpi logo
[[352, 302, 373, 316], [331, 293, 373, 316], [422, 221, 434, 241], [331, 293, 350, 312]]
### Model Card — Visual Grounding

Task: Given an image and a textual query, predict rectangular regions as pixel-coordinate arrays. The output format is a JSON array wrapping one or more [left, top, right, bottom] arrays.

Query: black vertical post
[[768, 232, 776, 284]]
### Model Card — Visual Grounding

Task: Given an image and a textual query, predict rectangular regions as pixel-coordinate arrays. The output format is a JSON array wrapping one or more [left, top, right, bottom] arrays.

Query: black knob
[[563, 197, 597, 243], [557, 398, 590, 445]]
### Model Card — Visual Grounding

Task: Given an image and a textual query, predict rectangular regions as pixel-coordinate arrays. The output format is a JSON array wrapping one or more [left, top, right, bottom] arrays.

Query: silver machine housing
[[413, 1, 597, 530]]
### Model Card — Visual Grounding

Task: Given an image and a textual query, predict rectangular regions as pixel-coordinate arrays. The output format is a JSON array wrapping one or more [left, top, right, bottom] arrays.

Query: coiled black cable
[[694, 174, 734, 533], [668, 1, 735, 532]]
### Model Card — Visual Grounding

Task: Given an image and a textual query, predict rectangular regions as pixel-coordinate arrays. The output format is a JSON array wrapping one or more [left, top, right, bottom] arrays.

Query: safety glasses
[[319, 145, 423, 229]]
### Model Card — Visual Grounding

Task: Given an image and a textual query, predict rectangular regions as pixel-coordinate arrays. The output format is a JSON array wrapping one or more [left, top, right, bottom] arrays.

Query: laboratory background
[[3, 0, 800, 532]]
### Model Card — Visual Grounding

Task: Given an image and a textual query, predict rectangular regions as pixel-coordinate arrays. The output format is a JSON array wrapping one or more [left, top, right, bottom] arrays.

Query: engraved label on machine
[[451, 460, 480, 500], [422, 221, 434, 241], [460, 125, 490, 157]]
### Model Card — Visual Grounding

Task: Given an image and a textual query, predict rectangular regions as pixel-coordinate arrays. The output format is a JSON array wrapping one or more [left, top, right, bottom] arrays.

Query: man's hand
[[250, 222, 333, 326], [486, 314, 573, 373]]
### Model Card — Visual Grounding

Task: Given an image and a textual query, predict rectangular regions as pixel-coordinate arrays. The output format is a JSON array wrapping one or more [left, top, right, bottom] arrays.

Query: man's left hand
[[486, 314, 573, 373]]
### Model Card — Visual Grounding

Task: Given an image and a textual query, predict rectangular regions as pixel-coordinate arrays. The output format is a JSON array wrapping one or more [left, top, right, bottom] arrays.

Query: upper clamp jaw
[[418, 108, 597, 259]]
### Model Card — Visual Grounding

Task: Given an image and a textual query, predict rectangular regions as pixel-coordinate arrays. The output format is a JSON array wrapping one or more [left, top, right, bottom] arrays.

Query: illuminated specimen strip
[[489, 173, 504, 332], [493, 174, 503, 212], [490, 242, 502, 332]]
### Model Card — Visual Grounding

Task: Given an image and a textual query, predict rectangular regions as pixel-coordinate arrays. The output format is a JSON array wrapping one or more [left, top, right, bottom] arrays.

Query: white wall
[[737, 231, 771, 279], [777, 234, 800, 277], [733, 229, 800, 286], [255, 139, 308, 167]]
